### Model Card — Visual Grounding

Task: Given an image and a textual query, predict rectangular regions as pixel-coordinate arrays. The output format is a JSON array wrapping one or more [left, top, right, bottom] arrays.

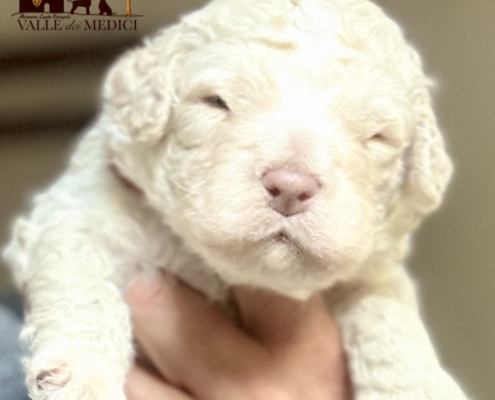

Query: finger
[[125, 365, 194, 400], [234, 288, 351, 399], [126, 273, 268, 393], [233, 287, 339, 347]]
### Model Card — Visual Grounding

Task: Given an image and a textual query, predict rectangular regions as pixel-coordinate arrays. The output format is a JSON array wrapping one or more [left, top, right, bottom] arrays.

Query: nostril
[[298, 191, 314, 202], [267, 186, 281, 197]]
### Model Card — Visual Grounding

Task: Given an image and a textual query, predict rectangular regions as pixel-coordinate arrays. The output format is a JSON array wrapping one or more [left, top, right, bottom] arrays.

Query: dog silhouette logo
[[68, 0, 114, 16]]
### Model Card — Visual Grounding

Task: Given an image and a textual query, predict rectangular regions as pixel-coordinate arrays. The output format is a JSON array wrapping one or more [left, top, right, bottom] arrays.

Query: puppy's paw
[[27, 356, 126, 400], [34, 365, 71, 392]]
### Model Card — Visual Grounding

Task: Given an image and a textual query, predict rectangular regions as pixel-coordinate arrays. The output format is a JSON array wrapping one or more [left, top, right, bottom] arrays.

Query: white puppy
[[4, 0, 470, 399]]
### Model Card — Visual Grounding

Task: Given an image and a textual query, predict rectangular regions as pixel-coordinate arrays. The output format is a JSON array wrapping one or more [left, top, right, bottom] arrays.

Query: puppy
[[4, 0, 470, 399]]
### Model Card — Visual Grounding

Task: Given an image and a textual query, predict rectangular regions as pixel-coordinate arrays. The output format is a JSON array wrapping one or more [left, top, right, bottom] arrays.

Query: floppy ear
[[400, 85, 453, 228], [103, 25, 187, 143]]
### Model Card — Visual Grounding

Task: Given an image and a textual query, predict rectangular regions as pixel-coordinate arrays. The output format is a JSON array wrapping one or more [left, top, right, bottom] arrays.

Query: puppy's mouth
[[274, 230, 291, 243], [272, 230, 302, 251], [202, 225, 334, 274], [205, 229, 304, 252]]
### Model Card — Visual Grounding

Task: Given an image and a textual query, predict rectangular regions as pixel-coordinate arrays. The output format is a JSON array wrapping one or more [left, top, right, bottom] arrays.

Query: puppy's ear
[[401, 86, 453, 226], [103, 26, 186, 143]]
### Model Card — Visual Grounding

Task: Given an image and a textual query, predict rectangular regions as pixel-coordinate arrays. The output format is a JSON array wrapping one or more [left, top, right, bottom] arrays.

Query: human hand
[[125, 273, 351, 400]]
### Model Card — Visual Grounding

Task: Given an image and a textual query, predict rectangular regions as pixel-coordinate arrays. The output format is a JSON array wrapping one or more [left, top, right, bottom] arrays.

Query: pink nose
[[262, 169, 319, 216]]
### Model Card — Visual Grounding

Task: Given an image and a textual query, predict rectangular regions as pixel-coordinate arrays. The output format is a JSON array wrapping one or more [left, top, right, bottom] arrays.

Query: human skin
[[125, 273, 351, 400]]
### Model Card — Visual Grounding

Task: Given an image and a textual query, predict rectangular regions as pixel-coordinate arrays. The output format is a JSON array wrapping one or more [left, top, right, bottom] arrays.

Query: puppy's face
[[106, 1, 451, 297], [144, 41, 410, 295]]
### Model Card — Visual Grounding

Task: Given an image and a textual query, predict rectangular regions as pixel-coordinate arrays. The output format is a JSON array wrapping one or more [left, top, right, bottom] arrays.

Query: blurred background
[[0, 1, 493, 399]]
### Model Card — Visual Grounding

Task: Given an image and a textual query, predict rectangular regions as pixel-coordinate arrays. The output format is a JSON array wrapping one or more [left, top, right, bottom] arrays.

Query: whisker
[[169, 178, 203, 195]]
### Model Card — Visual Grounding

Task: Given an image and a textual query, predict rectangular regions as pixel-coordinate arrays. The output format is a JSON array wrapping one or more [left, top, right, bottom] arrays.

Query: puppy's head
[[104, 0, 452, 298]]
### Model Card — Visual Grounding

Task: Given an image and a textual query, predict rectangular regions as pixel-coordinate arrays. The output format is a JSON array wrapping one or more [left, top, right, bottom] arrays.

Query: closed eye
[[365, 129, 403, 150], [202, 95, 230, 111], [369, 132, 387, 142]]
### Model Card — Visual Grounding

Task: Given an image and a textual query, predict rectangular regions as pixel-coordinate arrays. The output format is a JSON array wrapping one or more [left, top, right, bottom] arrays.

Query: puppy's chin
[[195, 230, 372, 298]]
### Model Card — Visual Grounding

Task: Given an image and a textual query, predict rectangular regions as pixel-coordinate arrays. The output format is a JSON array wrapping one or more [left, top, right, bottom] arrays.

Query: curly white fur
[[4, 0, 469, 399]]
